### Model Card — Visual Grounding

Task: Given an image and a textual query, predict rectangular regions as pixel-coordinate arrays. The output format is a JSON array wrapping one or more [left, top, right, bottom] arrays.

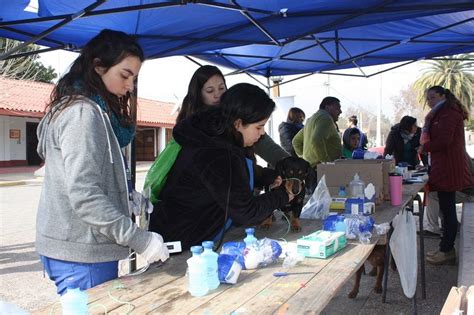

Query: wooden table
[[36, 182, 426, 315]]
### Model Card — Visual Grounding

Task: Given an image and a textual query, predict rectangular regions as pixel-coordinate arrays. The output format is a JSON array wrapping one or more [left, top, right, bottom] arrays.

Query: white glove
[[139, 232, 169, 264]]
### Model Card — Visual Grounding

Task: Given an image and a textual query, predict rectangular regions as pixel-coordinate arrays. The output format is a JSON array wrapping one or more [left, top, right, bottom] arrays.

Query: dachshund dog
[[348, 244, 397, 298], [260, 156, 315, 232]]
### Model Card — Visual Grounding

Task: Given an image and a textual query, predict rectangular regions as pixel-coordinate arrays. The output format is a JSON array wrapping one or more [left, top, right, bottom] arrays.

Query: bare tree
[[0, 38, 57, 82], [391, 84, 428, 123]]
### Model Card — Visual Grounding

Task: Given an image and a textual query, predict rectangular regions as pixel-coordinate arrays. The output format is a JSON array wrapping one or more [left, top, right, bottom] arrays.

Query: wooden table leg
[[414, 193, 426, 299], [382, 225, 393, 303]]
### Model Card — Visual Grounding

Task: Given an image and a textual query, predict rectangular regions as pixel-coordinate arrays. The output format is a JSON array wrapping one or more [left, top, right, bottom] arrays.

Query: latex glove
[[139, 232, 169, 264]]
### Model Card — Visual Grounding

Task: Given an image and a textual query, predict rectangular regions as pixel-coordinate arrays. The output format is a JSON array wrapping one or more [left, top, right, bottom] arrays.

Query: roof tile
[[0, 77, 177, 127]]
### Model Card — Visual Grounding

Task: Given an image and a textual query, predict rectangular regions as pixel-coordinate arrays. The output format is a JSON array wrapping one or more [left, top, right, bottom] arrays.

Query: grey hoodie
[[36, 97, 150, 263]]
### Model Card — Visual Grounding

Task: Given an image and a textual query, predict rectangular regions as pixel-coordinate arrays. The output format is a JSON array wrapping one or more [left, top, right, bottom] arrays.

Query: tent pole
[[0, 0, 106, 61], [284, 0, 394, 45], [266, 76, 274, 139], [128, 81, 138, 273], [184, 56, 203, 66], [1, 45, 67, 60], [231, 0, 280, 46]]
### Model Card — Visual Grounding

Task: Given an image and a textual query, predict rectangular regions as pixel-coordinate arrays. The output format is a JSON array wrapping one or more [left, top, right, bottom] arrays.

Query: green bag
[[144, 139, 182, 204]]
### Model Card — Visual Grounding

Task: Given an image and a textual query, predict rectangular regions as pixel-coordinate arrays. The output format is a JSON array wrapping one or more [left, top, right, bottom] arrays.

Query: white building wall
[[159, 127, 167, 152], [0, 116, 7, 162], [0, 115, 40, 162]]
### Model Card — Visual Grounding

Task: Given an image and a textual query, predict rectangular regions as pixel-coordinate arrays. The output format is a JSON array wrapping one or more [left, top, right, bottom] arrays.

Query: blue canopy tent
[[1, 0, 473, 274], [195, 9, 474, 83], [1, 0, 473, 66]]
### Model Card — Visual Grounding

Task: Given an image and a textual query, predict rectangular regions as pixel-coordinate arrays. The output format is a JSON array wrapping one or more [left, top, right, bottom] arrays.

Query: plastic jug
[[201, 241, 220, 290], [187, 246, 209, 297], [244, 228, 258, 247], [348, 173, 365, 199], [60, 278, 88, 315]]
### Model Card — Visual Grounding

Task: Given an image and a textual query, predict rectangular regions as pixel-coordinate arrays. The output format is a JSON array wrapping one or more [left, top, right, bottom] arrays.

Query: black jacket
[[278, 121, 303, 157], [149, 109, 289, 250], [384, 124, 427, 167]]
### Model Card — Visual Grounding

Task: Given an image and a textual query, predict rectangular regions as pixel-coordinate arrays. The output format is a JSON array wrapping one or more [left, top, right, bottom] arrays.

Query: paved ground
[[0, 163, 461, 314]]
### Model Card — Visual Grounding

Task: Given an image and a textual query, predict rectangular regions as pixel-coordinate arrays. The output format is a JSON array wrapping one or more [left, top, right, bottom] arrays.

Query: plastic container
[[323, 214, 338, 231], [221, 241, 246, 268], [217, 254, 242, 284], [60, 278, 88, 315], [187, 246, 209, 297], [244, 228, 258, 247], [335, 215, 346, 233], [348, 173, 365, 199], [338, 186, 347, 197], [352, 149, 365, 159], [389, 173, 402, 206], [201, 241, 220, 290]]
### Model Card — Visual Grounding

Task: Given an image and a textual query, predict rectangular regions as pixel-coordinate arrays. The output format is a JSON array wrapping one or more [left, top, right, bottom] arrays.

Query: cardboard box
[[297, 230, 346, 259], [317, 159, 395, 204], [440, 286, 467, 315]]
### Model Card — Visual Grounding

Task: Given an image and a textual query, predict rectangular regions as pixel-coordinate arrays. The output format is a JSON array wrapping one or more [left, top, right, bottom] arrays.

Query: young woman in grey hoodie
[[36, 29, 168, 295]]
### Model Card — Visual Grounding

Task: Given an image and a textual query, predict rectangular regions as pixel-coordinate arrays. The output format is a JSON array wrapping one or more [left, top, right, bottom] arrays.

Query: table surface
[[35, 182, 425, 315]]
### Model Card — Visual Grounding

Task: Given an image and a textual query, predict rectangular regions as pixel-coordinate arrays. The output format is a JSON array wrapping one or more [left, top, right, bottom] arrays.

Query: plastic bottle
[[335, 215, 346, 233], [348, 173, 365, 199], [201, 241, 220, 290], [60, 278, 88, 315], [338, 186, 347, 197], [244, 228, 258, 247], [186, 246, 209, 297]]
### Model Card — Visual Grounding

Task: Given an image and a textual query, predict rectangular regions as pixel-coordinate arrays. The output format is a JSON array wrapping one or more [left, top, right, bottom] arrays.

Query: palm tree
[[413, 54, 474, 111]]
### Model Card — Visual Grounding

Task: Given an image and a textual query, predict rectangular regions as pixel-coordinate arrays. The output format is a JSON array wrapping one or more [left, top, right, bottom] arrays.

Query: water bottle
[[60, 277, 88, 315], [187, 246, 209, 297], [244, 228, 258, 247], [348, 173, 365, 200], [338, 186, 347, 197], [201, 241, 220, 290], [335, 215, 346, 233]]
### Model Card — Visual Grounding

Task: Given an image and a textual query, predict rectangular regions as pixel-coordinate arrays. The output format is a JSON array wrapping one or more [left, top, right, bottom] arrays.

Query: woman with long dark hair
[[421, 86, 473, 265], [384, 115, 426, 168], [145, 65, 289, 203], [36, 30, 168, 295], [149, 84, 294, 250]]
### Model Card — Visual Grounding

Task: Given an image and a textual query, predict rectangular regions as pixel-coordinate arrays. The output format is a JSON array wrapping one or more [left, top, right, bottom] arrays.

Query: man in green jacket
[[292, 96, 342, 168]]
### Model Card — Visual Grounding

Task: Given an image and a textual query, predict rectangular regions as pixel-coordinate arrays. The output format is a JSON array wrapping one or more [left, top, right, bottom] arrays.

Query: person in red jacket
[[420, 85, 474, 265]]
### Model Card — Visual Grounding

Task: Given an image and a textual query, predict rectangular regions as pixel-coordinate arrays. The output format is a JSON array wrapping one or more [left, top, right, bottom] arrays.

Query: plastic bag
[[143, 139, 182, 204], [221, 241, 246, 268], [280, 242, 305, 268], [217, 254, 242, 284], [220, 238, 282, 269], [258, 238, 282, 267], [343, 214, 374, 242], [389, 210, 417, 298], [300, 175, 331, 219]]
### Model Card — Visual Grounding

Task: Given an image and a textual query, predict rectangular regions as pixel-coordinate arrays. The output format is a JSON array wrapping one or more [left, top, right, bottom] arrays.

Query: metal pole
[[128, 83, 138, 273]]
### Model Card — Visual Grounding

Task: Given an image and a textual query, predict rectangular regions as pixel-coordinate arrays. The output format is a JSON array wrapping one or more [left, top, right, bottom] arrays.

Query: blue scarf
[[90, 94, 136, 148], [73, 82, 135, 147]]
